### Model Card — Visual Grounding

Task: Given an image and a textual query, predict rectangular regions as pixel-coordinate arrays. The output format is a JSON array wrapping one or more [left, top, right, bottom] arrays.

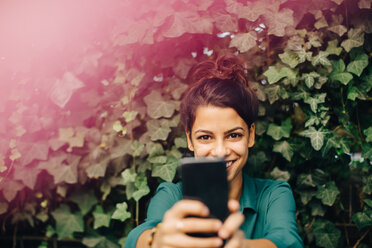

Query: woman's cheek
[[193, 144, 212, 157]]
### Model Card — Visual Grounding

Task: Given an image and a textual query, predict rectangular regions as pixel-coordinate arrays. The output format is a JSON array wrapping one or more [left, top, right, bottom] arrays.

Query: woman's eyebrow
[[224, 127, 245, 134], [194, 127, 245, 135]]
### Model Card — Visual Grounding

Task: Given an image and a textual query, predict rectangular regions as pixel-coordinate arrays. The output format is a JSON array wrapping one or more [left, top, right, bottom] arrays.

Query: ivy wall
[[0, 0, 371, 247]]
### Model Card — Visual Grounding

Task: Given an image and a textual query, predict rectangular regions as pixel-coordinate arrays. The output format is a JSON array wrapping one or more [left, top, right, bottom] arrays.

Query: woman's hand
[[218, 200, 245, 248], [152, 199, 224, 248]]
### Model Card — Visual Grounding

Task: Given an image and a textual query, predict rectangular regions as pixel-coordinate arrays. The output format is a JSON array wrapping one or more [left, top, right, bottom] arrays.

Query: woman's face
[[186, 105, 255, 184]]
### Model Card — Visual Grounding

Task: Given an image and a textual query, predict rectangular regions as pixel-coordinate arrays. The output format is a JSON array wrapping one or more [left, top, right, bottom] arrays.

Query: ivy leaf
[[300, 126, 327, 151], [86, 156, 111, 179], [144, 91, 177, 119], [70, 190, 98, 215], [364, 127, 372, 142], [330, 59, 345, 73], [273, 141, 293, 162], [322, 136, 340, 157], [92, 205, 112, 229], [39, 153, 79, 184], [247, 151, 268, 170], [13, 165, 41, 189], [0, 178, 24, 202], [58, 127, 86, 152], [313, 220, 341, 248], [229, 32, 257, 53], [132, 175, 150, 201], [121, 169, 136, 185], [111, 202, 131, 222], [146, 142, 164, 157], [264, 85, 280, 104], [270, 167, 290, 181], [312, 51, 331, 67], [328, 25, 347, 37], [82, 232, 120, 248], [49, 72, 85, 108], [264, 8, 294, 37], [162, 12, 213, 38], [314, 16, 328, 29], [302, 72, 320, 88], [17, 142, 49, 166], [362, 143, 372, 161], [152, 156, 178, 182], [279, 50, 299, 68], [51, 205, 84, 239], [146, 120, 171, 141], [316, 181, 340, 206], [310, 201, 326, 216], [304, 93, 326, 113], [346, 53, 369, 77], [175, 137, 188, 148], [347, 86, 367, 101], [326, 39, 342, 56], [131, 141, 144, 157], [341, 28, 365, 52], [267, 118, 292, 141], [122, 111, 138, 123], [147, 155, 167, 164], [352, 210, 372, 230], [331, 72, 353, 85], [263, 66, 285, 84], [362, 174, 372, 194], [166, 77, 188, 100]]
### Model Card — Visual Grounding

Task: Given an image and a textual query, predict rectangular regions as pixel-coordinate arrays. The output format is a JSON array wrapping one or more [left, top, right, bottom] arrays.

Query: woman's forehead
[[192, 105, 247, 132]]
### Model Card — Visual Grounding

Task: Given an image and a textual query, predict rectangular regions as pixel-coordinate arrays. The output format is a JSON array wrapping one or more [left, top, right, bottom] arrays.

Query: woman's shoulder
[[244, 174, 293, 200]]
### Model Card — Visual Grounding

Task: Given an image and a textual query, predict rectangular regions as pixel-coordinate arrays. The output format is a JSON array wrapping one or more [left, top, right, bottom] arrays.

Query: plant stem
[[136, 200, 139, 226], [353, 228, 370, 248]]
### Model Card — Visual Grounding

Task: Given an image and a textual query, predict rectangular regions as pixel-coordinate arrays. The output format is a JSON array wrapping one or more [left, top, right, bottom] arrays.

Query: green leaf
[[326, 39, 342, 56], [146, 142, 164, 157], [347, 86, 367, 101], [174, 137, 188, 148], [364, 127, 372, 142], [316, 181, 340, 206], [146, 120, 172, 141], [341, 28, 365, 52], [352, 210, 372, 229], [362, 143, 372, 161], [313, 220, 341, 248], [362, 174, 372, 194], [264, 8, 294, 37], [264, 85, 280, 104], [143, 91, 177, 119], [131, 141, 144, 157], [167, 77, 188, 100], [147, 155, 167, 164], [70, 190, 98, 215], [310, 201, 326, 216], [270, 167, 290, 181], [322, 136, 340, 157], [330, 72, 353, 85], [51, 205, 84, 239], [328, 25, 347, 37], [346, 53, 369, 77], [302, 72, 320, 88], [298, 190, 316, 205], [273, 141, 293, 162], [331, 59, 345, 73], [312, 51, 331, 67], [315, 16, 328, 29], [364, 199, 372, 208], [111, 202, 131, 222], [279, 50, 299, 68], [229, 32, 257, 53], [304, 93, 326, 113], [267, 118, 292, 141], [122, 111, 138, 123], [152, 156, 178, 181], [58, 127, 86, 152], [300, 127, 327, 151], [121, 169, 136, 185], [247, 151, 268, 169], [132, 175, 150, 201], [92, 205, 111, 229], [263, 66, 285, 84], [82, 232, 120, 248]]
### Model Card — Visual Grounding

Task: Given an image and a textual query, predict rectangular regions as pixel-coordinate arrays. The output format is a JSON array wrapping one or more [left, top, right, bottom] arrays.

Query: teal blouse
[[125, 173, 303, 248]]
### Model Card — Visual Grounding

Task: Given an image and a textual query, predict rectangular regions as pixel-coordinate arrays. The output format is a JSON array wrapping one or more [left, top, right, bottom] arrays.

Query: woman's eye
[[229, 133, 242, 139], [197, 135, 211, 140]]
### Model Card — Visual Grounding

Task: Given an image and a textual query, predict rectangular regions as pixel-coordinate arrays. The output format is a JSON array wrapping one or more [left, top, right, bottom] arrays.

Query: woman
[[125, 54, 303, 248]]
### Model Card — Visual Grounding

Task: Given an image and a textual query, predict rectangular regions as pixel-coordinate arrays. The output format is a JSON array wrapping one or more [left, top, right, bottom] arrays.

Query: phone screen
[[180, 157, 229, 222]]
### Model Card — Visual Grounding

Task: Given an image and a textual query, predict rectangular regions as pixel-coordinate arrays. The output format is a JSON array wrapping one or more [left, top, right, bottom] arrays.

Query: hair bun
[[188, 53, 247, 87]]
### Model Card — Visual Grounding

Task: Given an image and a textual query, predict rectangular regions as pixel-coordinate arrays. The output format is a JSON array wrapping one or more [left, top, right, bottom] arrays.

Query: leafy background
[[0, 0, 371, 247]]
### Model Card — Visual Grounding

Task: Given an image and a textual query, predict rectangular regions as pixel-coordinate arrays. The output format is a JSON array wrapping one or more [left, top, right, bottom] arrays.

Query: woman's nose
[[211, 141, 230, 157]]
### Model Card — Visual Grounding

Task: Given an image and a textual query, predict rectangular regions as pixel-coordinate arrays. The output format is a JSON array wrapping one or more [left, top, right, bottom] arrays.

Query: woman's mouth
[[226, 160, 235, 170]]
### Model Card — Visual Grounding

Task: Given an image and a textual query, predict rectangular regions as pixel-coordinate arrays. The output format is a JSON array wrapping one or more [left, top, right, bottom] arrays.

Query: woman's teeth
[[226, 161, 233, 168]]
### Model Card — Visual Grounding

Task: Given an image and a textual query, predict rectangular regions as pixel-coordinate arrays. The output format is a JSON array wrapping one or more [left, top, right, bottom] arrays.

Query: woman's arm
[[136, 229, 152, 248]]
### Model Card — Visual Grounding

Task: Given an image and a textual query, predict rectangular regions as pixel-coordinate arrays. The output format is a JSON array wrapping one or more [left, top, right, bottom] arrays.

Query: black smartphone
[[179, 157, 229, 224]]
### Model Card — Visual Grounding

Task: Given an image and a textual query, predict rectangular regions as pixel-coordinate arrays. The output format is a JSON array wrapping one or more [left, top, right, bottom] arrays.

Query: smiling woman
[[125, 54, 303, 248]]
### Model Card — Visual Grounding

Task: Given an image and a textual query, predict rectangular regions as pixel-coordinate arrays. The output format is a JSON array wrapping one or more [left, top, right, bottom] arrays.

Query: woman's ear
[[248, 123, 255, 148], [186, 131, 194, 151]]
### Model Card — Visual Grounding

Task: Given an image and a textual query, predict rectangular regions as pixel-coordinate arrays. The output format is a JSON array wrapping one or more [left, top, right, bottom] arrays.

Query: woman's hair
[[180, 53, 258, 133]]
